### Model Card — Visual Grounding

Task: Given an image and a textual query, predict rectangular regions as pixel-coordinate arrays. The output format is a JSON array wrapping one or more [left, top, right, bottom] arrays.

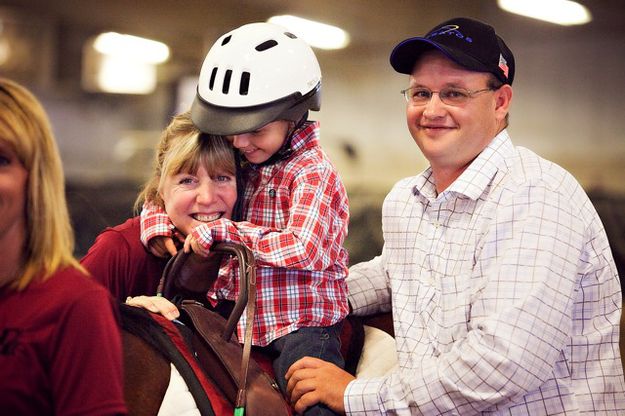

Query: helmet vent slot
[[221, 35, 232, 46], [255, 40, 278, 51], [209, 67, 217, 90], [239, 72, 250, 95], [222, 69, 232, 94], [284, 32, 297, 39]]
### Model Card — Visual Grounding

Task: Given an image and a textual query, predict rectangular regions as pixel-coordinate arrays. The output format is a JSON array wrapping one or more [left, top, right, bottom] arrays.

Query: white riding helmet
[[191, 22, 322, 136]]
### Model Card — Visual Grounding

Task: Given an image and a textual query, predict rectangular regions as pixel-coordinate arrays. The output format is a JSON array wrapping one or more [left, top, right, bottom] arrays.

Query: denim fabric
[[264, 321, 345, 416]]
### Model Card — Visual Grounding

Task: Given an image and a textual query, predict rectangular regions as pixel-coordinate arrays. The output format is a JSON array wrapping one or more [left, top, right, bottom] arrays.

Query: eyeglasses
[[401, 86, 497, 106]]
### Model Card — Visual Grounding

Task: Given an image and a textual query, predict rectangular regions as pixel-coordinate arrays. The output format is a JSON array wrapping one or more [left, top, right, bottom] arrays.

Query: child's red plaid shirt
[[141, 121, 350, 346]]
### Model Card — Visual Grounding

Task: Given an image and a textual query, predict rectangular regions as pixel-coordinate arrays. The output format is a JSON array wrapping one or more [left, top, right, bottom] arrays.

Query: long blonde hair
[[135, 111, 236, 211], [0, 78, 85, 290]]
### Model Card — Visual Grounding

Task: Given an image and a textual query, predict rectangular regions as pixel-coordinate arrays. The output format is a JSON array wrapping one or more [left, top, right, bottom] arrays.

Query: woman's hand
[[148, 236, 178, 258], [125, 295, 180, 320]]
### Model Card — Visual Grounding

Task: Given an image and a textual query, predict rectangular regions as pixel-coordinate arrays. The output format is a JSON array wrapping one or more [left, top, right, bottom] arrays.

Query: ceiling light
[[498, 0, 592, 26], [268, 15, 350, 50], [96, 56, 156, 94], [82, 33, 165, 94], [93, 32, 170, 64]]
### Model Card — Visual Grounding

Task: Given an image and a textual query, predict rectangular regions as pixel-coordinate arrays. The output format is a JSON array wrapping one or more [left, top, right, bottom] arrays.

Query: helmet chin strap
[[232, 151, 247, 221]]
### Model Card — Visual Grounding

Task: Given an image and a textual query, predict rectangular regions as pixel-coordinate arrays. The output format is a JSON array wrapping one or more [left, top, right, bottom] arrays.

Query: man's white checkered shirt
[[346, 130, 625, 415]]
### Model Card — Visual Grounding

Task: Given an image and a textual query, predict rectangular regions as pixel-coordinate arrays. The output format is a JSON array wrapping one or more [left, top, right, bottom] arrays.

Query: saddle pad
[[158, 363, 201, 416], [152, 313, 233, 416], [355, 325, 399, 378]]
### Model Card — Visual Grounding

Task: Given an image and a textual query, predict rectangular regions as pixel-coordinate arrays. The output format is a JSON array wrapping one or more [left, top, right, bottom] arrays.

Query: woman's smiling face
[[160, 165, 236, 236]]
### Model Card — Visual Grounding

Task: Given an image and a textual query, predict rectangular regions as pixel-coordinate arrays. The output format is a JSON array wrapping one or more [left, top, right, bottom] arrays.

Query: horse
[[120, 243, 397, 415], [122, 327, 169, 416], [121, 303, 234, 416]]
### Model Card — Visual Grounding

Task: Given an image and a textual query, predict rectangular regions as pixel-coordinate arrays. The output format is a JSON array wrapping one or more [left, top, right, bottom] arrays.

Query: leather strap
[[213, 243, 256, 411], [163, 243, 257, 411]]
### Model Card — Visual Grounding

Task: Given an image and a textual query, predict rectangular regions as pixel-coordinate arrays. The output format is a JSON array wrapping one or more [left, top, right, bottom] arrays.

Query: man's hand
[[125, 295, 180, 321], [285, 356, 354, 415]]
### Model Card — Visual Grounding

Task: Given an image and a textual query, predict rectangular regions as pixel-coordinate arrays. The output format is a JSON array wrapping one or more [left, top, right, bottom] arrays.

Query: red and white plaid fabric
[[141, 121, 349, 346]]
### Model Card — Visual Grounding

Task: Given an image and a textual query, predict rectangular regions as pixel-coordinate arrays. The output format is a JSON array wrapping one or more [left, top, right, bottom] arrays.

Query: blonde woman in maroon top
[[0, 78, 127, 415], [82, 112, 238, 316]]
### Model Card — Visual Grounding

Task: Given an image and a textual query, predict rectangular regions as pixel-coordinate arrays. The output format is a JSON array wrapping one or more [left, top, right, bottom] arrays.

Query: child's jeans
[[262, 321, 345, 416]]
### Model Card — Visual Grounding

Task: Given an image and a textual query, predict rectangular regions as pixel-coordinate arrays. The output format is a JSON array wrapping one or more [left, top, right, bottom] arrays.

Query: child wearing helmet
[[140, 22, 349, 415]]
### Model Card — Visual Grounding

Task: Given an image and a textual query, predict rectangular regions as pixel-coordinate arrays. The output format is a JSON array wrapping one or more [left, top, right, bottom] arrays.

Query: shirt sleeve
[[347, 250, 392, 316], [140, 202, 173, 247], [192, 163, 348, 270], [81, 229, 133, 301], [51, 287, 127, 415]]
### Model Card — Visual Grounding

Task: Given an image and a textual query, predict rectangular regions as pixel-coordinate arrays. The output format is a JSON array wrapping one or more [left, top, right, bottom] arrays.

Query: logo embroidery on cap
[[498, 54, 509, 78], [427, 25, 473, 43]]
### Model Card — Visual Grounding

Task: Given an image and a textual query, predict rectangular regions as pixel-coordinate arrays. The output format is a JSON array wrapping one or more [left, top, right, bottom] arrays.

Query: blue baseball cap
[[390, 17, 515, 85]]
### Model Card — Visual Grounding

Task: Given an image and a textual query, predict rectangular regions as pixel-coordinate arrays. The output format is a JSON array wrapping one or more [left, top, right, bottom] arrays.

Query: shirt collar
[[290, 120, 319, 154], [448, 129, 513, 199]]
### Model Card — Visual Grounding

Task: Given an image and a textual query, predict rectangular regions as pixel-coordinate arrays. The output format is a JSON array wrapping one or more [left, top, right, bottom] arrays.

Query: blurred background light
[[267, 15, 350, 50], [498, 0, 592, 25], [93, 32, 170, 64], [96, 56, 156, 94], [82, 32, 169, 94]]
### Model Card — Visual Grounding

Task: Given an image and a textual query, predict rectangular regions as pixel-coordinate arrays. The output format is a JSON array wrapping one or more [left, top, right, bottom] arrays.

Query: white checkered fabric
[[345, 130, 625, 415]]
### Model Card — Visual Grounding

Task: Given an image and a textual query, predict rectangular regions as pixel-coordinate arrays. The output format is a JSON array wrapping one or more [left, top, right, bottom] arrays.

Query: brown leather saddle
[[157, 243, 369, 415], [158, 243, 289, 416]]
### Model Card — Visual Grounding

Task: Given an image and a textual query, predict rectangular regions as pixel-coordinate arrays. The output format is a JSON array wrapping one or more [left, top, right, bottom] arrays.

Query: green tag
[[234, 407, 245, 416]]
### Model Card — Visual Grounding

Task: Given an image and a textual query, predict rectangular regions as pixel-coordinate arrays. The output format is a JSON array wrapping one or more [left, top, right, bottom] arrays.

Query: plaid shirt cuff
[[140, 204, 173, 247], [191, 223, 214, 251]]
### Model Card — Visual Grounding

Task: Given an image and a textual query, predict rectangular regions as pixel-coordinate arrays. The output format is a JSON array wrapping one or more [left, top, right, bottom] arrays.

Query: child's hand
[[148, 236, 178, 258], [183, 234, 210, 257]]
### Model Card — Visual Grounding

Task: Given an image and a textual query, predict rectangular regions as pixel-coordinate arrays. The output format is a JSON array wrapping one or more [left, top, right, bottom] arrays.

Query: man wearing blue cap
[[286, 17, 625, 415]]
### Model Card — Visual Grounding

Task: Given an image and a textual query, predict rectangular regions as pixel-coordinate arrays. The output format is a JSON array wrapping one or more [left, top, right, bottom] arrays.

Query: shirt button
[[268, 189, 276, 197]]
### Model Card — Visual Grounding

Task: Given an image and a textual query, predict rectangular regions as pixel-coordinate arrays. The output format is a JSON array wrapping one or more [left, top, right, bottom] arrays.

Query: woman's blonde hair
[[0, 78, 84, 290], [135, 111, 236, 212]]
